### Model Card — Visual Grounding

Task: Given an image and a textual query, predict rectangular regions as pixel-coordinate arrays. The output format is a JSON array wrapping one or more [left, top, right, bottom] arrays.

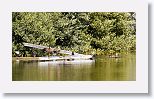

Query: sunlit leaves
[[12, 12, 136, 56]]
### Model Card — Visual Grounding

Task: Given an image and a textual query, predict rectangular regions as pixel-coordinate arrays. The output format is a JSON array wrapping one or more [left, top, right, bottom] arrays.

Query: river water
[[12, 53, 136, 81]]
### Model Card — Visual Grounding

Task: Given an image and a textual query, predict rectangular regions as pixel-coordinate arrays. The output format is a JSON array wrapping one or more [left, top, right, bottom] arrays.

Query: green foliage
[[12, 12, 136, 56]]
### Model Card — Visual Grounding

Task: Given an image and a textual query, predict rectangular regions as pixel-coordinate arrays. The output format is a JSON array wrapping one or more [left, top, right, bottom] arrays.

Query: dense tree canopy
[[12, 12, 136, 57]]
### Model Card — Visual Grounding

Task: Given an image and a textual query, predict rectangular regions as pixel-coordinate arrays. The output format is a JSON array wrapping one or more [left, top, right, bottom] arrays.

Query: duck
[[109, 53, 120, 58]]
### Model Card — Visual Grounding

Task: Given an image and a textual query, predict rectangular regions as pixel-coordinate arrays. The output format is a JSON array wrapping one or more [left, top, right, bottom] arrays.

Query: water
[[12, 53, 136, 81]]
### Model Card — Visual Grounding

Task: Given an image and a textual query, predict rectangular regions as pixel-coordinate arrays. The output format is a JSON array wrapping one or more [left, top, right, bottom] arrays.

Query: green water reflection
[[12, 54, 136, 81]]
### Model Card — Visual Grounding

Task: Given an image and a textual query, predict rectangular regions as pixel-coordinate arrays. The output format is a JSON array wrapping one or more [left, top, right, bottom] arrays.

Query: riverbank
[[12, 57, 39, 61], [12, 55, 93, 61]]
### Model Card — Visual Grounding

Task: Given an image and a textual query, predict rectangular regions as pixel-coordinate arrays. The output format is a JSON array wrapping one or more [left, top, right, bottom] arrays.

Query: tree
[[12, 12, 136, 56]]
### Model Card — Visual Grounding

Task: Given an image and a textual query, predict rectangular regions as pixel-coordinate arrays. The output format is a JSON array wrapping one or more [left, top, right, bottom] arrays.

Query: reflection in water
[[38, 60, 95, 66], [12, 54, 136, 81]]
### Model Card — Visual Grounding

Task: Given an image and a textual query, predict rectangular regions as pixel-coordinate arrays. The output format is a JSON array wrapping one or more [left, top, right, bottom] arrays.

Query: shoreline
[[12, 57, 39, 61]]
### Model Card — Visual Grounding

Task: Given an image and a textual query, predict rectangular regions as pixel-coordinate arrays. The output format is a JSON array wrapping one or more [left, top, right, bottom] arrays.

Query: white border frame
[[0, 0, 148, 93]]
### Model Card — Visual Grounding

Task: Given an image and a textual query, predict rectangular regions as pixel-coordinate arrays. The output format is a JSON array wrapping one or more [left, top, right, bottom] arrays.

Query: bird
[[109, 53, 120, 58]]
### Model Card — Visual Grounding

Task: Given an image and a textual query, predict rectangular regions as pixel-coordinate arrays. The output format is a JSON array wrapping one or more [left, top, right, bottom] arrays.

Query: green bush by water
[[12, 12, 136, 56]]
